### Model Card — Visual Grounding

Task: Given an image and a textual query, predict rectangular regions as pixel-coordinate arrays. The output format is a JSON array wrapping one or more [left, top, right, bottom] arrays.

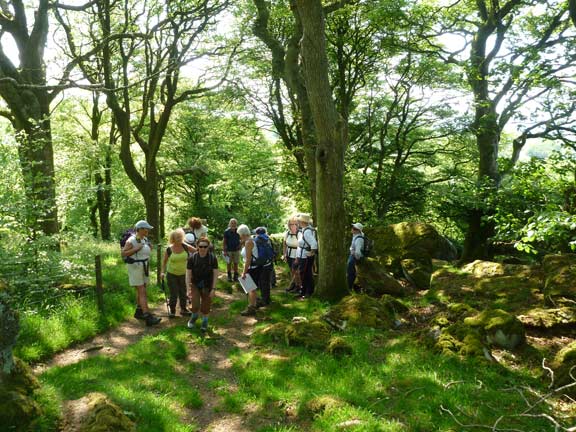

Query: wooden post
[[94, 255, 104, 313], [157, 244, 162, 287]]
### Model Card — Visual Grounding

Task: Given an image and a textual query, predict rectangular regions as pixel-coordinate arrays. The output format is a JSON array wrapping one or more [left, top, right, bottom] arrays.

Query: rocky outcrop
[[517, 307, 576, 330], [464, 309, 525, 350], [552, 342, 576, 397], [77, 392, 135, 432], [0, 358, 43, 431], [324, 294, 404, 330], [429, 260, 542, 311], [356, 258, 407, 297], [362, 222, 457, 290], [285, 320, 332, 350], [542, 254, 576, 306]]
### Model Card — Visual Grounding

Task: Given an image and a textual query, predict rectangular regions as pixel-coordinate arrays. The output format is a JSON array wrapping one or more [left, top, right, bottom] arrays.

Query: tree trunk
[[16, 120, 59, 237], [461, 11, 500, 262], [296, 0, 348, 301], [0, 0, 59, 238]]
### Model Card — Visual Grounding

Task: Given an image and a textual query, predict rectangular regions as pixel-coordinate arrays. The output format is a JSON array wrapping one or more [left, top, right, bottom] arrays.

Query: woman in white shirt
[[283, 216, 301, 293], [122, 220, 161, 326]]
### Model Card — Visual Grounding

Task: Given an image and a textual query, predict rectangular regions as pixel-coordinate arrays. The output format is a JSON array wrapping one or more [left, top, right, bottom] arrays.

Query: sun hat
[[298, 213, 312, 223], [351, 222, 364, 231], [135, 220, 153, 229]]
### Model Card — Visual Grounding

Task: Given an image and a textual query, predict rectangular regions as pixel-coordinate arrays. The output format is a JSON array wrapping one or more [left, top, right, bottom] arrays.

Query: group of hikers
[[121, 214, 367, 330]]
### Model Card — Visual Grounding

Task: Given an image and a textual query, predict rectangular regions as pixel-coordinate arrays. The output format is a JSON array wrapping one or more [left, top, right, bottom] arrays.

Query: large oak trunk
[[296, 0, 348, 300]]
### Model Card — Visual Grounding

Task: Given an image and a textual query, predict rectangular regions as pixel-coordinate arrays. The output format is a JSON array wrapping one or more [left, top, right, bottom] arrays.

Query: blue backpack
[[252, 233, 274, 266]]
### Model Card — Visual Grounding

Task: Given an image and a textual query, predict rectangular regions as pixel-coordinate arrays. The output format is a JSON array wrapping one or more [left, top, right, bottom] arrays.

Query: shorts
[[227, 250, 240, 264], [127, 262, 149, 286]]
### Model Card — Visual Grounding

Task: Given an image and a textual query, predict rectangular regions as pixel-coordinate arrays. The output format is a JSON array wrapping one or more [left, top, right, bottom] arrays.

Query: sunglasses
[[197, 245, 208, 249]]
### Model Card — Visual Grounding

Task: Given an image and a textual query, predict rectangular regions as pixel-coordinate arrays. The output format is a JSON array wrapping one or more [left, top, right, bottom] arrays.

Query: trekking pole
[[160, 277, 170, 315]]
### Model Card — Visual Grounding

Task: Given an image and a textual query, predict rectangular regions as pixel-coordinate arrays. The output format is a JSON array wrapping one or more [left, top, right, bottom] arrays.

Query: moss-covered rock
[[517, 307, 576, 329], [324, 294, 397, 329], [1, 291, 19, 374], [285, 320, 331, 350], [303, 395, 347, 417], [356, 258, 406, 297], [464, 309, 525, 350], [252, 323, 289, 346], [447, 303, 478, 321], [434, 322, 485, 357], [428, 261, 542, 312], [79, 392, 135, 432], [0, 358, 42, 431], [542, 254, 576, 305], [365, 222, 457, 265], [552, 342, 576, 397], [325, 336, 353, 356], [400, 257, 433, 290]]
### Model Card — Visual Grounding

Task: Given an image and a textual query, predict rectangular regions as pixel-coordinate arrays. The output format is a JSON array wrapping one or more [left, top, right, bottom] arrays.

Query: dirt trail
[[35, 275, 283, 432]]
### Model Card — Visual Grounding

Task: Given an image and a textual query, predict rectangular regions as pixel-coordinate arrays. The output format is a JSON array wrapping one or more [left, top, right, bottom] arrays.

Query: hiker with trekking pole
[[161, 228, 195, 318]]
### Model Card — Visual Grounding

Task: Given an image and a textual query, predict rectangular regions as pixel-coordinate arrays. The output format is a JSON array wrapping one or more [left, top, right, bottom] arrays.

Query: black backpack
[[252, 233, 274, 266], [356, 234, 373, 260]]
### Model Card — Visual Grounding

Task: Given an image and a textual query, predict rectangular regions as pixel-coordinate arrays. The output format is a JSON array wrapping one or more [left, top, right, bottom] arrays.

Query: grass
[[23, 257, 575, 431], [15, 241, 164, 363], [40, 327, 203, 432]]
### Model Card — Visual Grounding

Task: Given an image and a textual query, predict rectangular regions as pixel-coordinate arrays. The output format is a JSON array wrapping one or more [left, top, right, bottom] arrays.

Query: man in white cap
[[348, 222, 365, 291]]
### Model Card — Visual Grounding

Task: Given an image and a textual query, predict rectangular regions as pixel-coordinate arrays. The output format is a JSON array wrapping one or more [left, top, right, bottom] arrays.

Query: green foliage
[[161, 100, 288, 237]]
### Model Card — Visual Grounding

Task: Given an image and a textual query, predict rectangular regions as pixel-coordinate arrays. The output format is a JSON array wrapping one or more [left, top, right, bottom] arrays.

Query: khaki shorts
[[127, 262, 149, 286], [227, 250, 240, 264]]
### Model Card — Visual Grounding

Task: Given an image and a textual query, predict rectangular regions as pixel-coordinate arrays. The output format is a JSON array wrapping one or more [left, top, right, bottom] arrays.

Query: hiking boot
[[201, 322, 208, 333], [240, 305, 257, 316], [134, 307, 145, 320], [144, 313, 161, 326], [187, 316, 198, 329], [227, 272, 233, 282], [255, 298, 265, 308], [169, 307, 176, 318], [180, 308, 192, 316], [233, 272, 239, 282]]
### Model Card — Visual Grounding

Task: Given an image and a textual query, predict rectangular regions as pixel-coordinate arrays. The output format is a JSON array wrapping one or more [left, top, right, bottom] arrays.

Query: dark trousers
[[258, 264, 273, 304], [299, 256, 315, 297], [347, 255, 357, 291], [167, 273, 187, 311]]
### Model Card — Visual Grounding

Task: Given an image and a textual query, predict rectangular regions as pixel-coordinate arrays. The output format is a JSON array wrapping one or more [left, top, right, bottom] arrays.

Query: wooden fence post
[[157, 244, 162, 286], [95, 255, 104, 313]]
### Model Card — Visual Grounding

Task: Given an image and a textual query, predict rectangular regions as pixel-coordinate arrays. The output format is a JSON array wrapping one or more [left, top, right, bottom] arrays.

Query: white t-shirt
[[127, 235, 151, 262], [284, 230, 301, 259], [297, 226, 318, 259]]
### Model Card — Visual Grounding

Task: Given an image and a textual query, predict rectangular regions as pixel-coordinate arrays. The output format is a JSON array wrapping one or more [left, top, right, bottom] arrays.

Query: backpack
[[252, 233, 274, 266], [356, 234, 373, 260], [302, 226, 318, 252], [120, 228, 136, 263]]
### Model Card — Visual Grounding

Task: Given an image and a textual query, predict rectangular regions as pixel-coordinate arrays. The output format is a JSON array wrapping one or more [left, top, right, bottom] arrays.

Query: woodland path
[[32, 272, 285, 432]]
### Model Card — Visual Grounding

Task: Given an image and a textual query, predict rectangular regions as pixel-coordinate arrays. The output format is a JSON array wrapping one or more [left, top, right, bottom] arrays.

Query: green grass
[[23, 257, 575, 431], [40, 327, 202, 432], [15, 242, 164, 363]]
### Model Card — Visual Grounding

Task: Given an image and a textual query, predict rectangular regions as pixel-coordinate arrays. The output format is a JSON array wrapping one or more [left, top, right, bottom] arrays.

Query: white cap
[[135, 220, 153, 229], [352, 222, 364, 231], [185, 233, 196, 243]]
